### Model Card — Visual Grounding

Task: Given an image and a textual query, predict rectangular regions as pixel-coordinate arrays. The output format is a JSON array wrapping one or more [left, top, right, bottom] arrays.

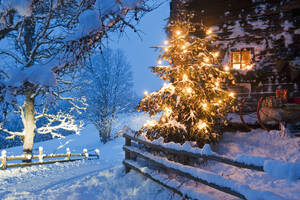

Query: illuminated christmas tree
[[137, 18, 237, 147]]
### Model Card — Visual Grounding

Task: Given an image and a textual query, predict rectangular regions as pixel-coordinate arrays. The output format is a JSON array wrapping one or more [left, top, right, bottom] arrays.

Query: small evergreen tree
[[137, 19, 237, 147]]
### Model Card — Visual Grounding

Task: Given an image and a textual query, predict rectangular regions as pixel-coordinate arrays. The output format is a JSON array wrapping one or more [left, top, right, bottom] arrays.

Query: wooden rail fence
[[122, 132, 285, 200], [0, 147, 100, 170]]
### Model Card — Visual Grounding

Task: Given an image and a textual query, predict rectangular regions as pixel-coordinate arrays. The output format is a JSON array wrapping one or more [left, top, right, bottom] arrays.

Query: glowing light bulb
[[157, 60, 162, 65], [181, 45, 186, 49], [144, 90, 148, 95], [212, 51, 219, 57], [186, 87, 193, 94], [164, 107, 172, 117], [164, 40, 169, 45], [197, 120, 207, 130], [165, 48, 169, 52], [224, 65, 230, 71], [183, 49, 187, 53], [176, 30, 181, 36], [206, 28, 212, 35], [229, 92, 235, 97], [202, 103, 208, 110], [204, 57, 210, 63], [182, 74, 188, 81]]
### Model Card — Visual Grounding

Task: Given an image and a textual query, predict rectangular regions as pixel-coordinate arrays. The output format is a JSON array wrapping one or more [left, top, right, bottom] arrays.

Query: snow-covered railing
[[122, 127, 298, 200], [0, 147, 100, 170]]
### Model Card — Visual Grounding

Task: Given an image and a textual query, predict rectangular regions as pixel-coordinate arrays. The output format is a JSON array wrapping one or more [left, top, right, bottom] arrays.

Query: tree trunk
[[22, 92, 36, 161]]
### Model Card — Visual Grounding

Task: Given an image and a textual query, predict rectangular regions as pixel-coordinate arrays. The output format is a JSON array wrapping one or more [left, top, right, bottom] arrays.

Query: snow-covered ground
[[0, 112, 299, 200]]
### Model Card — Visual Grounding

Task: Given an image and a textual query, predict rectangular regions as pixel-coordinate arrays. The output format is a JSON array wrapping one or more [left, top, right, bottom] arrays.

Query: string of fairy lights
[[138, 21, 237, 146]]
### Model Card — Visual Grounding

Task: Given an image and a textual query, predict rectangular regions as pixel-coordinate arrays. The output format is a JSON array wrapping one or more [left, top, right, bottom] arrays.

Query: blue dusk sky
[[110, 1, 170, 96]]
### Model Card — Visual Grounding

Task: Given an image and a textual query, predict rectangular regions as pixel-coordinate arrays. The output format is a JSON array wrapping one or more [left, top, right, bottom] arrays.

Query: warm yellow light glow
[[185, 87, 193, 94], [229, 92, 235, 97], [164, 40, 169, 45], [224, 65, 230, 71], [204, 57, 210, 63], [181, 45, 186, 49], [182, 74, 188, 81], [157, 60, 162, 65], [165, 47, 168, 52], [183, 50, 187, 53], [215, 82, 220, 87], [164, 107, 172, 117], [246, 64, 253, 70], [176, 30, 181, 36], [233, 64, 240, 70], [163, 82, 167, 87], [206, 28, 212, 35], [218, 100, 222, 104], [144, 90, 148, 95], [202, 103, 208, 110], [212, 51, 219, 57], [144, 120, 158, 127], [197, 120, 207, 130]]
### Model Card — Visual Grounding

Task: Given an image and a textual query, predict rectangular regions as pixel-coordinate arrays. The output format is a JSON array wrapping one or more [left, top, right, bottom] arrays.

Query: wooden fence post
[[125, 137, 131, 173], [1, 150, 7, 170], [95, 149, 100, 159], [39, 146, 44, 162], [66, 148, 71, 160], [83, 149, 88, 159]]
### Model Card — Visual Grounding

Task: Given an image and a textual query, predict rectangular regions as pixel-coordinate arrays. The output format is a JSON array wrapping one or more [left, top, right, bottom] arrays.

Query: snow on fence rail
[[122, 127, 299, 200], [0, 147, 100, 170]]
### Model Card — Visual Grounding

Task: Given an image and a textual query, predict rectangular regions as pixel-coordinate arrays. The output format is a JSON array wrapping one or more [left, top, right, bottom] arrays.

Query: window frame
[[230, 48, 254, 70]]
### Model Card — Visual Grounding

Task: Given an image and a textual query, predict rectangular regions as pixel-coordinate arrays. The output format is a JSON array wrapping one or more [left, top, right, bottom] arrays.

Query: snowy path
[[0, 136, 125, 199], [0, 116, 299, 200], [0, 126, 182, 200]]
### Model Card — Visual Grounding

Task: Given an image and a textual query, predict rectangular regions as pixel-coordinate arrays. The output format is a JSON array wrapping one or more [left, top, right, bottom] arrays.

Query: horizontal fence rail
[[123, 133, 264, 172], [122, 130, 291, 200], [0, 147, 100, 170]]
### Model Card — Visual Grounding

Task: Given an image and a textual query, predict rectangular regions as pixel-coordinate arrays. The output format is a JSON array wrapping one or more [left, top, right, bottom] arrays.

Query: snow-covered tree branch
[[0, 0, 157, 156], [82, 48, 136, 143]]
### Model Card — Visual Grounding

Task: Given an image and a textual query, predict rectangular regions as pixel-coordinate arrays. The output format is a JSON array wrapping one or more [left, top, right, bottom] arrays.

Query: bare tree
[[82, 49, 135, 143], [0, 0, 156, 157]]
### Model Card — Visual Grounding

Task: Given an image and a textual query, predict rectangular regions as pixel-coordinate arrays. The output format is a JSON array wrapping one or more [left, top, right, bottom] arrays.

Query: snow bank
[[127, 145, 283, 200], [264, 160, 300, 181], [235, 154, 268, 166]]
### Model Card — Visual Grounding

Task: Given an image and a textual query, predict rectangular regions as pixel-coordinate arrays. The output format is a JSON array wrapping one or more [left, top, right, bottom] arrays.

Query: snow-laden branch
[[0, 49, 24, 64], [36, 111, 83, 138], [52, 92, 87, 114], [0, 124, 24, 140]]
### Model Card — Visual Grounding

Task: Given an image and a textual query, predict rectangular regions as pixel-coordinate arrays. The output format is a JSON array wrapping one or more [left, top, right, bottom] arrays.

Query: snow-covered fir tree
[[138, 17, 237, 147], [0, 0, 156, 157]]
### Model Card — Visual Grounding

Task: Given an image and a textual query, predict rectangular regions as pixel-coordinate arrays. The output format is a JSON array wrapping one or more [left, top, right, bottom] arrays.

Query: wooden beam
[[123, 160, 186, 199], [123, 133, 264, 172], [123, 145, 247, 199]]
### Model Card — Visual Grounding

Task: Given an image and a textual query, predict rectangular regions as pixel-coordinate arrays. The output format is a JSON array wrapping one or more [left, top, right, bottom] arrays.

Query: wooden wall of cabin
[[169, 0, 300, 98]]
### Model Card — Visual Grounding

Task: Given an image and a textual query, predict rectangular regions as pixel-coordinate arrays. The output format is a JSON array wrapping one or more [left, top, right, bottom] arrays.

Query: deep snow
[[0, 112, 299, 200]]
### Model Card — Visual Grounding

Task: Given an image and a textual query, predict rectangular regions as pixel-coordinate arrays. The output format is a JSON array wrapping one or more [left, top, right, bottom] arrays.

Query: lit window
[[231, 50, 253, 70]]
